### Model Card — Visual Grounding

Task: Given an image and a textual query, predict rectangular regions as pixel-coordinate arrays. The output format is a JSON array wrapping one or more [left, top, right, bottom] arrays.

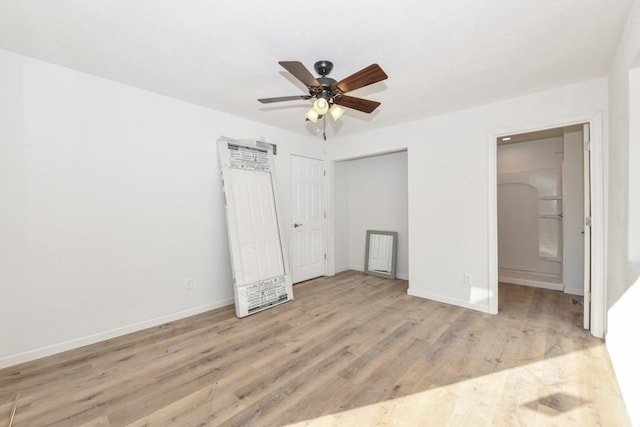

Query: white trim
[[488, 111, 605, 338], [408, 288, 490, 313], [326, 159, 336, 276], [589, 113, 605, 338], [498, 276, 564, 292], [343, 266, 408, 281], [0, 299, 234, 369], [488, 129, 499, 315], [563, 287, 585, 296]]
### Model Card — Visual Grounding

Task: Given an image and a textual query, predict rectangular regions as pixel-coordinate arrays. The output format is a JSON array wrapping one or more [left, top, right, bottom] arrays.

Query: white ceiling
[[0, 1, 632, 139]]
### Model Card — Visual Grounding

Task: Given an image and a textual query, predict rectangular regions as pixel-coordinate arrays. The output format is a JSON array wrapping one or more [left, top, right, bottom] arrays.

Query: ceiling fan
[[258, 60, 388, 133]]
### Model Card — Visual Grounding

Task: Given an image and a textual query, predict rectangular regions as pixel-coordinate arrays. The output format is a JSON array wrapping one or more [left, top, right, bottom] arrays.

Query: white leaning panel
[[217, 137, 293, 317]]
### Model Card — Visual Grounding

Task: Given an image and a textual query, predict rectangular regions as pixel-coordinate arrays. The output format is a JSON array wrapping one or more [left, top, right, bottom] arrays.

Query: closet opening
[[332, 150, 409, 281]]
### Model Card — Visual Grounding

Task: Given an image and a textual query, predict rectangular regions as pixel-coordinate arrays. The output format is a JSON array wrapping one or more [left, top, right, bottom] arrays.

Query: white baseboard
[[334, 266, 352, 274], [563, 287, 584, 296], [407, 288, 490, 313], [498, 275, 564, 291], [0, 298, 235, 369], [346, 266, 408, 280]]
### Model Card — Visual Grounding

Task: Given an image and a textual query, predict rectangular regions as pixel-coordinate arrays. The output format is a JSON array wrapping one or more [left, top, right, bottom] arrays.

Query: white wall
[[605, 0, 640, 424], [327, 78, 607, 314], [0, 49, 323, 368], [333, 151, 409, 279], [333, 161, 350, 272], [629, 66, 640, 262]]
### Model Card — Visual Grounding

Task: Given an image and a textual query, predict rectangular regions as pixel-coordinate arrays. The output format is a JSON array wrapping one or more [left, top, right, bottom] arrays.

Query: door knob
[[293, 223, 302, 228]]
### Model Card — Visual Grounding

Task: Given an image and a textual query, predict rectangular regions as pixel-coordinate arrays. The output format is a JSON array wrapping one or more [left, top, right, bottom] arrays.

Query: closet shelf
[[539, 214, 563, 219], [541, 256, 562, 262], [539, 196, 562, 200]]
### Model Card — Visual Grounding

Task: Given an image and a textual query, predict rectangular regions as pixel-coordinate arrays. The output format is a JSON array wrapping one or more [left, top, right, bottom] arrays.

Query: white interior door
[[583, 123, 591, 330], [218, 139, 293, 317], [291, 155, 326, 283], [228, 168, 285, 285]]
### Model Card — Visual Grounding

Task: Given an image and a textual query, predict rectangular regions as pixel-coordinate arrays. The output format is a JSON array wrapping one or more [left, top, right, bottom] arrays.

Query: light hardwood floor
[[0, 271, 630, 426]]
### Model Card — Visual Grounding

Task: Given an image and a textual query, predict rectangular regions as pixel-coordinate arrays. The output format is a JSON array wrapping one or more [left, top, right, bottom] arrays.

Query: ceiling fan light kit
[[258, 60, 388, 134]]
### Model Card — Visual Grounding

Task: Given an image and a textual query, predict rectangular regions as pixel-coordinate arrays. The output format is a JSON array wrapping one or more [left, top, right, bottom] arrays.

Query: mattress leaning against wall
[[217, 137, 293, 317]]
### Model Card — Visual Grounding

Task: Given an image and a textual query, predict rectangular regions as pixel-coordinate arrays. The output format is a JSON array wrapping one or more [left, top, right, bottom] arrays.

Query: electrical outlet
[[464, 274, 472, 285], [186, 279, 193, 290]]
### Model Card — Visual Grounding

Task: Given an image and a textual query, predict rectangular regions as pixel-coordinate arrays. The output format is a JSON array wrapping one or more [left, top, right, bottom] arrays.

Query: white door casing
[[291, 155, 326, 283], [583, 123, 592, 330]]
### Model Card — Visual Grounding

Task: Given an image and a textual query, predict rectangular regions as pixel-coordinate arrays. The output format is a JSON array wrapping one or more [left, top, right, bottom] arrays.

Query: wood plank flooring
[[0, 271, 630, 426]]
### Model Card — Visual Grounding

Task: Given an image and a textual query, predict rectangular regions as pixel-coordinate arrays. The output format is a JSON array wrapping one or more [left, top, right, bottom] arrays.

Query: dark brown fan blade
[[279, 61, 321, 88], [258, 95, 312, 104], [335, 95, 381, 113], [332, 64, 388, 93]]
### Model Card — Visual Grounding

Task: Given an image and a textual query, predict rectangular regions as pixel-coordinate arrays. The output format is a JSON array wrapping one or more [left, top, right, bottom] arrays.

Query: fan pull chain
[[323, 114, 327, 141]]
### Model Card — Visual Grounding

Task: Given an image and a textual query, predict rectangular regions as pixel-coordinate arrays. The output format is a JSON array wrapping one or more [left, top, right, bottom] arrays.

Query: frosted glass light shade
[[312, 98, 329, 115], [305, 108, 319, 123], [329, 104, 345, 121]]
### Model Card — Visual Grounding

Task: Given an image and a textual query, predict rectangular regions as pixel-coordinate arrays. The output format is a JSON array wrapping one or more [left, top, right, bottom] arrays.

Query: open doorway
[[495, 123, 591, 329]]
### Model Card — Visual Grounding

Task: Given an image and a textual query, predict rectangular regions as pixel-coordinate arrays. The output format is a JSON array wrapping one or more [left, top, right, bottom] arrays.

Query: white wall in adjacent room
[[0, 49, 322, 367], [497, 137, 564, 172]]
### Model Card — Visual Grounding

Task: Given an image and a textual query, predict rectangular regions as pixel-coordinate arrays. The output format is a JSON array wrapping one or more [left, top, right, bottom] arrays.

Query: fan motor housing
[[317, 76, 337, 87], [309, 77, 337, 101]]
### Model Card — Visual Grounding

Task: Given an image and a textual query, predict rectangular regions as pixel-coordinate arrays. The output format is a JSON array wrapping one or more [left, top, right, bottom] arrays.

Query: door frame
[[289, 154, 328, 283], [487, 111, 605, 338], [582, 123, 592, 329]]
